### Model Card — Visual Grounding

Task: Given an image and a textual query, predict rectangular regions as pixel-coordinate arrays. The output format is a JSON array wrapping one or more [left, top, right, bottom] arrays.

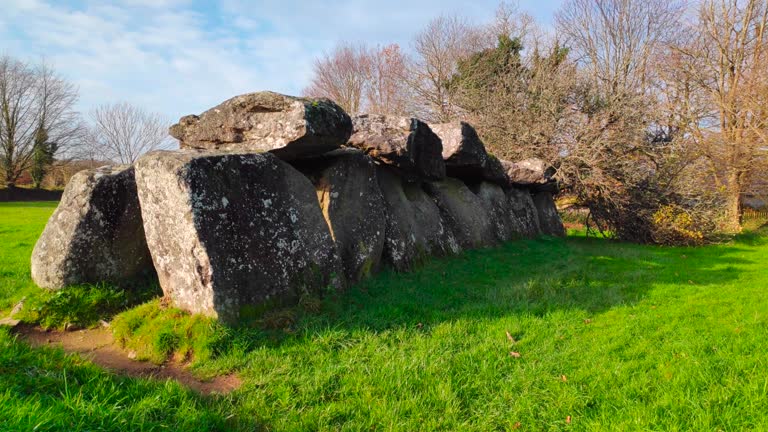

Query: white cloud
[[0, 0, 561, 121]]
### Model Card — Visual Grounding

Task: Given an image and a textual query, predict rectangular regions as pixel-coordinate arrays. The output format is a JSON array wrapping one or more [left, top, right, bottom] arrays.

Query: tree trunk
[[4, 170, 15, 189], [722, 172, 742, 233]]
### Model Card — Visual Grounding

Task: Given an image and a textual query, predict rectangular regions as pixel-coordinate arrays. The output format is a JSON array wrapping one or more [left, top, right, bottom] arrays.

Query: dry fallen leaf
[[509, 351, 521, 358], [512, 422, 522, 429], [583, 319, 592, 324], [566, 415, 572, 424], [506, 331, 516, 344], [561, 375, 567, 382]]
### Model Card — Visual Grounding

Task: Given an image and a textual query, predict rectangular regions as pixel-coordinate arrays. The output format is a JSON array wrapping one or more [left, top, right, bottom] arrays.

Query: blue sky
[[1, 0, 562, 122]]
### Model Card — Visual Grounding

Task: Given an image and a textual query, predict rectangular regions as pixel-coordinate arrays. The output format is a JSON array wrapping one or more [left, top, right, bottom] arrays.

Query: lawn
[[1, 201, 767, 431]]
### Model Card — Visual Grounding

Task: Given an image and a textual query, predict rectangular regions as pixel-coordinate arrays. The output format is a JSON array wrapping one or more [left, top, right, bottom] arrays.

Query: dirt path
[[14, 324, 241, 395]]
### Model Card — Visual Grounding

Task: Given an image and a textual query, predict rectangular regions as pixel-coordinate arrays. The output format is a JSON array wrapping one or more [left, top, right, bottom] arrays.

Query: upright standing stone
[[348, 114, 446, 180], [470, 182, 515, 242], [31, 166, 153, 289], [424, 178, 496, 249], [377, 167, 459, 270], [533, 191, 566, 237], [293, 150, 387, 284], [135, 150, 343, 322], [506, 187, 541, 238], [169, 91, 352, 160]]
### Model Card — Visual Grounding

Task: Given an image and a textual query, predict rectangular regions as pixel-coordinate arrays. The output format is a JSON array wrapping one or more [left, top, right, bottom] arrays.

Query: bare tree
[[556, 0, 686, 94], [0, 56, 81, 187], [408, 15, 487, 122], [366, 44, 411, 116], [670, 0, 768, 232], [87, 102, 174, 165], [303, 43, 372, 115]]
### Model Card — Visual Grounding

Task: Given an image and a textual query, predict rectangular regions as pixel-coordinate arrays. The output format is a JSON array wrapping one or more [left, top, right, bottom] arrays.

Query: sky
[[1, 0, 562, 122]]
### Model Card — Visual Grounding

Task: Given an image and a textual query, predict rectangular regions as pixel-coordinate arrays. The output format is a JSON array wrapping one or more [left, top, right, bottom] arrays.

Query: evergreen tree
[[30, 125, 57, 189]]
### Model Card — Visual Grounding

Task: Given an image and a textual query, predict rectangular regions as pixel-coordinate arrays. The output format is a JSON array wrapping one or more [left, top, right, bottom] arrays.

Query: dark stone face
[[423, 178, 496, 249], [376, 166, 460, 271], [31, 166, 154, 289], [135, 151, 343, 323], [292, 150, 387, 284], [506, 187, 542, 238], [533, 191, 566, 237], [349, 115, 446, 181]]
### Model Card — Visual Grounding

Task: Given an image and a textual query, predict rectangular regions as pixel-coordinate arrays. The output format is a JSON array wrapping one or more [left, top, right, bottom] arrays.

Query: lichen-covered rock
[[501, 158, 558, 191], [31, 165, 153, 289], [533, 191, 566, 237], [169, 91, 352, 160], [470, 182, 515, 242], [424, 178, 496, 249], [431, 121, 487, 177], [294, 150, 386, 284], [430, 121, 508, 186], [135, 150, 343, 322], [377, 167, 459, 270], [505, 187, 541, 238], [348, 114, 445, 180]]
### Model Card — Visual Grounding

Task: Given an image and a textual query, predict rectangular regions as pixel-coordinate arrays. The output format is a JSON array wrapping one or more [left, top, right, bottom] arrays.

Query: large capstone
[[348, 114, 445, 180], [292, 150, 386, 284], [169, 91, 352, 160], [424, 178, 496, 249], [506, 187, 541, 238], [430, 121, 508, 186], [377, 167, 459, 270], [501, 158, 557, 191], [533, 191, 566, 237], [135, 150, 343, 322], [31, 165, 153, 289], [431, 121, 488, 178]]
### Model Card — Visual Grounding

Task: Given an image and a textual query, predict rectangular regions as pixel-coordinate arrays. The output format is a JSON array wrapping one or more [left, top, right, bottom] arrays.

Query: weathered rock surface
[[470, 182, 515, 242], [482, 156, 509, 186], [533, 191, 566, 237], [505, 187, 541, 238], [502, 158, 556, 186], [348, 115, 445, 180], [377, 167, 459, 270], [31, 166, 153, 289], [135, 150, 343, 322], [424, 178, 496, 249], [430, 122, 508, 186], [293, 150, 386, 284], [431, 121, 487, 177], [169, 91, 352, 160]]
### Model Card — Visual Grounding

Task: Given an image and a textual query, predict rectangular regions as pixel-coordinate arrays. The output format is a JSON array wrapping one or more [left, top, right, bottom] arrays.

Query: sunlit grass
[[2, 201, 768, 430]]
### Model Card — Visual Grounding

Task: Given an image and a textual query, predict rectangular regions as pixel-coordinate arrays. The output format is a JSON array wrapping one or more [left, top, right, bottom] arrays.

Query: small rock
[[0, 317, 20, 328]]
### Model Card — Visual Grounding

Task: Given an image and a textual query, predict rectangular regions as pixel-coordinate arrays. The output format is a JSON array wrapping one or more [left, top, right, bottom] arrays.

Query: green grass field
[[1, 201, 768, 431]]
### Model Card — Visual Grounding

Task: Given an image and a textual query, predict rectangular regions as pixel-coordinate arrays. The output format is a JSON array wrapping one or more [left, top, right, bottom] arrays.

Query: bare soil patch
[[13, 323, 240, 395]]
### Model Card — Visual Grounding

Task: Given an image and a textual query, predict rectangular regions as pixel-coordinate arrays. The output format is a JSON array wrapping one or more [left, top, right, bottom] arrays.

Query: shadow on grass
[[216, 233, 755, 352]]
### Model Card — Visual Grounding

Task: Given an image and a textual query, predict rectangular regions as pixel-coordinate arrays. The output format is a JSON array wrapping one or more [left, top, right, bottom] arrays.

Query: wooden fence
[[743, 208, 768, 221]]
